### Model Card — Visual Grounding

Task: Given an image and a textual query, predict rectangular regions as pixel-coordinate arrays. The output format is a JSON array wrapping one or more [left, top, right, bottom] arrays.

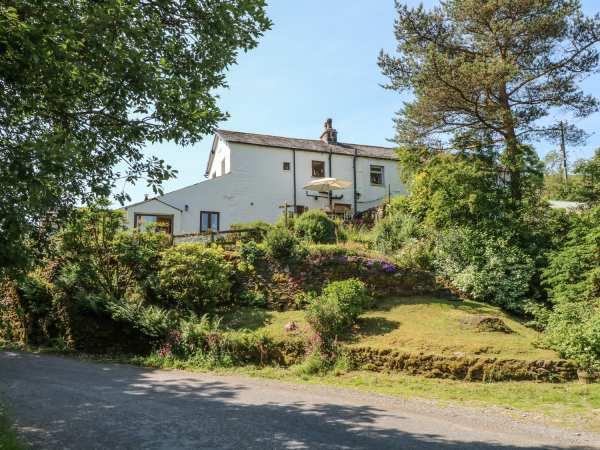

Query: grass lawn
[[0, 403, 26, 450], [223, 295, 557, 360]]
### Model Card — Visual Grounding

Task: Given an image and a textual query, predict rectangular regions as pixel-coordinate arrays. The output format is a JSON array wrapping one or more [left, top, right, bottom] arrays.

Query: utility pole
[[559, 121, 569, 184]]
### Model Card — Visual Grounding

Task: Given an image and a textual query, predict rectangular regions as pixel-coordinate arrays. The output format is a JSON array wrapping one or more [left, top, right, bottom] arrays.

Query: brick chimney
[[320, 118, 337, 144]]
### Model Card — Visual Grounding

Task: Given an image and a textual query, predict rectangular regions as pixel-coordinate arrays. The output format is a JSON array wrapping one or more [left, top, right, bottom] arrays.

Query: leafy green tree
[[379, 0, 600, 202], [396, 144, 543, 230], [0, 1, 271, 271]]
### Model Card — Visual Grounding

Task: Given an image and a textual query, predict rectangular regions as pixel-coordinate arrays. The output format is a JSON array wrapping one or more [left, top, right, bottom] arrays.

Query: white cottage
[[123, 119, 405, 235]]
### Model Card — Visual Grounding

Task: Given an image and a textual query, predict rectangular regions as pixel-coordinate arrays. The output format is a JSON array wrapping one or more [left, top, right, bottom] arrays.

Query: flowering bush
[[363, 258, 398, 273]]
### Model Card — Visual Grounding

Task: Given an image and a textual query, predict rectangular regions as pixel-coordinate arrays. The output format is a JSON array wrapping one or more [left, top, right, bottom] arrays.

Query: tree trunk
[[499, 83, 522, 202], [505, 132, 522, 202]]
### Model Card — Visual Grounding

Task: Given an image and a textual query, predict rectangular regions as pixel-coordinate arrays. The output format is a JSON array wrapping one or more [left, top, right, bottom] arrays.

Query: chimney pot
[[320, 118, 338, 144]]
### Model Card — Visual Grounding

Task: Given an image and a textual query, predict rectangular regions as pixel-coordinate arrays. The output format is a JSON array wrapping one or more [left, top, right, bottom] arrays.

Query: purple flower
[[381, 262, 398, 273]]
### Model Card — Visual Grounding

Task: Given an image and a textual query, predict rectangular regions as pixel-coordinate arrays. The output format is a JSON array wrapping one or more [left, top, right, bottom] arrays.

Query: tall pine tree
[[379, 0, 600, 202]]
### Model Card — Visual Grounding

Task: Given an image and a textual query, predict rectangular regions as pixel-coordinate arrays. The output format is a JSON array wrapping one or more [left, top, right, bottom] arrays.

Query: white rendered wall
[[124, 137, 406, 233]]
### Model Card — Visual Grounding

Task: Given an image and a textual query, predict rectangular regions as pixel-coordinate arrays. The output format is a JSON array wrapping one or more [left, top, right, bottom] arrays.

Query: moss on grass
[[224, 296, 556, 361]]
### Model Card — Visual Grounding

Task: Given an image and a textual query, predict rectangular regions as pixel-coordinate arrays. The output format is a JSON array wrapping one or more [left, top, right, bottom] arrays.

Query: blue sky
[[121, 0, 600, 203]]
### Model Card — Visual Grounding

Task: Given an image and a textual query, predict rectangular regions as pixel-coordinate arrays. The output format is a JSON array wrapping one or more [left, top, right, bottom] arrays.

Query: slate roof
[[216, 129, 397, 160]]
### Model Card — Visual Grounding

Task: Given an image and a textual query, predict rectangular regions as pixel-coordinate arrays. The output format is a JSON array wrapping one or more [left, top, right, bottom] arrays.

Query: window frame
[[311, 160, 325, 178], [283, 161, 291, 171], [200, 211, 220, 232], [370, 164, 385, 186], [134, 213, 174, 235]]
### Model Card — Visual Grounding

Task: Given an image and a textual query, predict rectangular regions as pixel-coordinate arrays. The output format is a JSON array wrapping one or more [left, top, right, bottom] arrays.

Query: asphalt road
[[0, 351, 598, 449]]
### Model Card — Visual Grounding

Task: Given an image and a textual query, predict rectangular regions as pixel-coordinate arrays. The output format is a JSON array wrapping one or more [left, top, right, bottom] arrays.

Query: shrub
[[237, 240, 265, 267], [158, 244, 233, 313], [294, 209, 336, 243], [158, 315, 279, 368], [305, 279, 368, 341], [373, 209, 422, 254], [263, 226, 304, 262], [112, 229, 171, 300], [107, 301, 175, 339], [394, 238, 434, 270], [433, 227, 534, 313]]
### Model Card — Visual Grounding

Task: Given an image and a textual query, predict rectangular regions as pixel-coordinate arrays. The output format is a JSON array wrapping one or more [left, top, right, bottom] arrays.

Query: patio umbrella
[[303, 177, 352, 211], [302, 177, 351, 191]]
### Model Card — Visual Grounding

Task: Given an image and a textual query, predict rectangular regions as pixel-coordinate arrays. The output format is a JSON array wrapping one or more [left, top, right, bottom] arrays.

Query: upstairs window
[[283, 162, 291, 171], [200, 211, 220, 232], [312, 160, 325, 177], [370, 165, 384, 186]]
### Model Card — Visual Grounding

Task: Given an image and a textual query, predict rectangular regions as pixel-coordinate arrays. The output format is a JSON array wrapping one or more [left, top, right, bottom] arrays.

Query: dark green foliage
[[542, 206, 600, 370], [263, 226, 305, 263], [2, 206, 175, 350], [294, 210, 336, 244], [305, 279, 369, 341], [0, 1, 271, 271], [158, 244, 233, 313]]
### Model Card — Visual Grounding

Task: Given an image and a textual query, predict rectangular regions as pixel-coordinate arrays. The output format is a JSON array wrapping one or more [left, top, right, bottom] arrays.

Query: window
[[283, 162, 291, 171], [370, 165, 384, 186], [221, 158, 226, 175], [134, 214, 173, 234], [200, 211, 220, 232], [312, 160, 325, 177]]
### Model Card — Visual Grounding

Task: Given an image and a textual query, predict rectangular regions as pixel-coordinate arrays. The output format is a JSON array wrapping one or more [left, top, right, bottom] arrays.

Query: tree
[[0, 1, 271, 271], [396, 143, 543, 230], [379, 0, 600, 202]]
